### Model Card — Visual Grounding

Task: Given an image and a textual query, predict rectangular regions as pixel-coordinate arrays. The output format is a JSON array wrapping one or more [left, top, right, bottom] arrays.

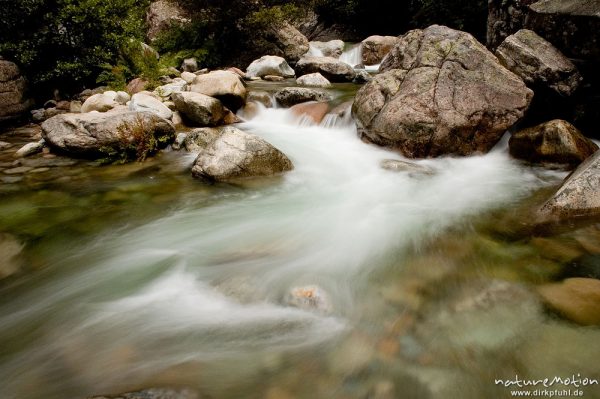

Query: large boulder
[[495, 29, 582, 96], [525, 0, 600, 63], [189, 70, 247, 112], [296, 72, 332, 88], [239, 22, 309, 66], [246, 56, 295, 78], [487, 0, 536, 49], [183, 127, 222, 152], [129, 92, 173, 120], [191, 126, 293, 182], [509, 120, 598, 167], [270, 22, 310, 63], [537, 150, 600, 222], [295, 56, 356, 82], [361, 35, 399, 65], [353, 25, 533, 158], [146, 0, 190, 42], [274, 87, 332, 107], [0, 60, 33, 123], [41, 111, 175, 160], [308, 40, 345, 58], [80, 93, 119, 113], [172, 92, 225, 126]]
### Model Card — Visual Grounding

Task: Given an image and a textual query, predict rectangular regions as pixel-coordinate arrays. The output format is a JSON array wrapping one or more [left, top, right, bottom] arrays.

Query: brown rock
[[295, 56, 356, 82], [496, 29, 582, 96], [537, 150, 600, 222], [290, 101, 330, 124], [191, 126, 293, 182], [274, 87, 332, 107], [146, 0, 190, 42], [538, 278, 600, 325], [41, 111, 175, 160], [0, 60, 33, 123], [126, 78, 149, 95], [172, 92, 226, 127], [354, 25, 532, 158], [509, 120, 598, 167], [190, 70, 247, 112], [361, 35, 399, 66]]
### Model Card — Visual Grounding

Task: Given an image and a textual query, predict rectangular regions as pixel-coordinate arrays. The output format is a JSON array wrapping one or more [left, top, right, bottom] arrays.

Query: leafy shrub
[[0, 0, 150, 97]]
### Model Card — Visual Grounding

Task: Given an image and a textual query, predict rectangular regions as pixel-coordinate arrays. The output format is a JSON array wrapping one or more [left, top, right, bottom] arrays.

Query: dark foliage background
[[0, 0, 487, 97]]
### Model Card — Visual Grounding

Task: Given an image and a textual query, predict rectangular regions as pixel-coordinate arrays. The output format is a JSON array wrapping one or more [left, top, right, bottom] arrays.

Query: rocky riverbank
[[1, 1, 600, 398]]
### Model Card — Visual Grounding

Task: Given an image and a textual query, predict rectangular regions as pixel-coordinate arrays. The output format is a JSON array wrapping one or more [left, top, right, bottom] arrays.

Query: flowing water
[[339, 44, 363, 67], [1, 88, 600, 398]]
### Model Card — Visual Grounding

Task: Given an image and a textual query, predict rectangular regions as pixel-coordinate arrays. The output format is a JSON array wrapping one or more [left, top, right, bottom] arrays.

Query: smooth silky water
[[1, 88, 600, 399]]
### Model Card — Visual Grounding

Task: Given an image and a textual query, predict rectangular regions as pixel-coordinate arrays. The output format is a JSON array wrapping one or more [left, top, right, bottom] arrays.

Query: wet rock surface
[[41, 111, 175, 160], [295, 56, 356, 82], [0, 60, 33, 123], [496, 29, 582, 96], [172, 92, 225, 127], [537, 150, 600, 222], [191, 126, 293, 182], [538, 277, 600, 325], [274, 87, 332, 107], [354, 25, 532, 158], [509, 120, 598, 167]]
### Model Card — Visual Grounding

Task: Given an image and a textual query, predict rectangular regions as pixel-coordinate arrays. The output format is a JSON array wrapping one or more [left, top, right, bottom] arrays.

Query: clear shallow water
[[1, 106, 600, 399]]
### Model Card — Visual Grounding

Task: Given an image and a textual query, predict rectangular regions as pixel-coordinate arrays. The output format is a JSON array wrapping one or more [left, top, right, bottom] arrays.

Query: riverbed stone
[[309, 40, 345, 58], [495, 29, 582, 96], [296, 72, 331, 88], [172, 92, 225, 126], [290, 101, 330, 124], [41, 111, 175, 160], [287, 285, 332, 313], [509, 120, 598, 167], [246, 55, 295, 79], [129, 92, 173, 120], [0, 60, 33, 123], [274, 87, 332, 107], [537, 149, 600, 222], [487, 0, 536, 49], [354, 25, 532, 158], [153, 80, 187, 99], [81, 93, 119, 113], [191, 126, 293, 182], [181, 71, 196, 84], [126, 78, 149, 95], [247, 91, 273, 108], [15, 141, 44, 158], [537, 278, 600, 325], [361, 35, 399, 65], [295, 56, 356, 82], [189, 70, 247, 112], [184, 128, 222, 153]]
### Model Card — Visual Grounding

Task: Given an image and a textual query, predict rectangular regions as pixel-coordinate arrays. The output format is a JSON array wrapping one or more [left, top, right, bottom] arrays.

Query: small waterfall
[[339, 44, 362, 67], [306, 43, 325, 57]]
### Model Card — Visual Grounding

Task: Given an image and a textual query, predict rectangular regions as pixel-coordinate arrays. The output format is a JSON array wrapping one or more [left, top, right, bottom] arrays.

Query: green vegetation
[[0, 0, 488, 98], [0, 0, 150, 95]]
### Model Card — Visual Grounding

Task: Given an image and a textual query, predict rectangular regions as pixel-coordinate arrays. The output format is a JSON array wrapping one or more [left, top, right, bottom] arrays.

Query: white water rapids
[[0, 105, 562, 398]]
